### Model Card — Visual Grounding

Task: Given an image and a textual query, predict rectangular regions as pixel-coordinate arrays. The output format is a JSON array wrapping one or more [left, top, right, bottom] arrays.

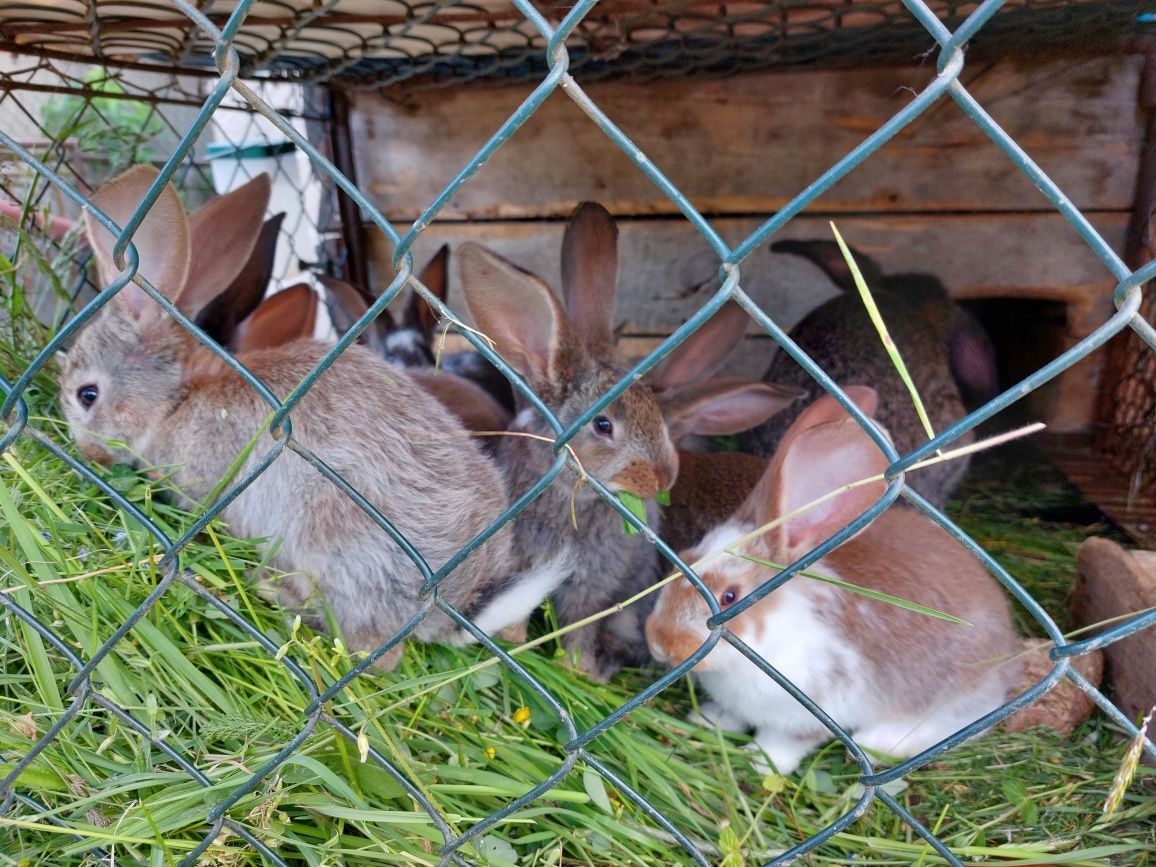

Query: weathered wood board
[[1074, 537, 1156, 725], [364, 212, 1127, 431], [350, 55, 1142, 220]]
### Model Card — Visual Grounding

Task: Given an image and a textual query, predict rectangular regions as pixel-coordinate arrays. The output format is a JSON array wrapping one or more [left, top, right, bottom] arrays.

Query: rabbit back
[[186, 342, 512, 645], [739, 290, 973, 509]]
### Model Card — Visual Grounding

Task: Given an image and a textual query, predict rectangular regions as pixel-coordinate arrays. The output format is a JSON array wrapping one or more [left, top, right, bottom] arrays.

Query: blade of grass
[[729, 551, 971, 625], [830, 221, 936, 443]]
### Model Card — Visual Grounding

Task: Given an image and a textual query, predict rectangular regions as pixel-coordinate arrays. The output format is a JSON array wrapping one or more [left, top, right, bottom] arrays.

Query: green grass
[[2, 292, 1154, 866]]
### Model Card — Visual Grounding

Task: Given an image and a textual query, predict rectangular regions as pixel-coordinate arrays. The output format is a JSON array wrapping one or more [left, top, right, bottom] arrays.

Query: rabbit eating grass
[[58, 165, 566, 669]]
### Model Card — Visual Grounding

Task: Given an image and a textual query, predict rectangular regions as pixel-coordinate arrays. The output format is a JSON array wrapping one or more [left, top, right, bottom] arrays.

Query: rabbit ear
[[194, 212, 284, 345], [739, 388, 883, 557], [183, 173, 272, 316], [770, 239, 885, 292], [660, 379, 804, 441], [459, 242, 586, 389], [403, 245, 448, 338], [650, 301, 750, 389], [947, 310, 998, 404], [85, 164, 190, 319], [318, 274, 394, 354], [745, 393, 890, 562], [560, 202, 618, 357], [232, 283, 317, 353], [794, 385, 878, 431]]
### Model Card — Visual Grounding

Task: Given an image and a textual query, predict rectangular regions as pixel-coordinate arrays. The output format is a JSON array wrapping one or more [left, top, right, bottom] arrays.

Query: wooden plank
[[1073, 536, 1156, 725], [365, 212, 1126, 431], [1044, 434, 1156, 548], [350, 55, 1142, 220]]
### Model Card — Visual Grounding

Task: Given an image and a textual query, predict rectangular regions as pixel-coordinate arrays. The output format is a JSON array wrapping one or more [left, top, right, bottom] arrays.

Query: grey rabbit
[[459, 203, 789, 680], [58, 165, 563, 670], [737, 239, 998, 509]]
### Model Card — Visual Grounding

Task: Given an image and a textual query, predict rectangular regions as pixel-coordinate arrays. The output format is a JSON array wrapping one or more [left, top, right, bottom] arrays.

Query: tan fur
[[321, 251, 514, 429], [61, 165, 535, 670], [644, 300, 805, 556], [233, 283, 318, 353], [661, 450, 766, 554], [647, 390, 1021, 773], [409, 368, 512, 433]]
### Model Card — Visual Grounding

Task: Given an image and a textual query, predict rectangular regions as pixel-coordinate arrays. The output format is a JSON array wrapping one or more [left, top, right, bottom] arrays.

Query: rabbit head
[[647, 386, 884, 671], [459, 205, 678, 499], [319, 246, 447, 369], [60, 166, 273, 465]]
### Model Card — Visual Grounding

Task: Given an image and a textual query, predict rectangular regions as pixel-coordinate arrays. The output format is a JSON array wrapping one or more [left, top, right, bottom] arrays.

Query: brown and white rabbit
[[738, 240, 998, 510], [320, 248, 516, 428], [647, 387, 1020, 774], [459, 204, 793, 679], [58, 165, 561, 670]]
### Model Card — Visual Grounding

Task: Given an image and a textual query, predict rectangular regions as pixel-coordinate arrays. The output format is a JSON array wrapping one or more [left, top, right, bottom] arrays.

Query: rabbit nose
[[612, 460, 668, 498]]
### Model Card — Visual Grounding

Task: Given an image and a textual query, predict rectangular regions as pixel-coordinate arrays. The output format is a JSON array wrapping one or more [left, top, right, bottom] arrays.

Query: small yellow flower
[[512, 707, 531, 726], [485, 746, 497, 760], [468, 714, 479, 725]]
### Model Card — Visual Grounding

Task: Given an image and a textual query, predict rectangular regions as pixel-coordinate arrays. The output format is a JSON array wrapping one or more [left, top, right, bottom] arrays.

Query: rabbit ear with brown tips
[[660, 378, 803, 441], [195, 211, 285, 346], [232, 283, 318, 353], [459, 242, 588, 391], [84, 164, 190, 318], [741, 388, 889, 562], [770, 239, 885, 292], [318, 274, 395, 354], [649, 300, 751, 390], [183, 173, 272, 316]]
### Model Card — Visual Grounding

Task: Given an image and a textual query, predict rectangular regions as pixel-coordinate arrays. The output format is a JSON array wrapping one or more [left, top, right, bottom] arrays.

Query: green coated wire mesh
[[0, 57, 346, 328], [0, 0, 1155, 865]]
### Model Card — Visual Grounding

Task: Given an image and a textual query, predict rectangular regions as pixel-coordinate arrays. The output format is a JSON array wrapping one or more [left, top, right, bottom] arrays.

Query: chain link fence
[[0, 54, 346, 329], [0, 0, 1154, 865]]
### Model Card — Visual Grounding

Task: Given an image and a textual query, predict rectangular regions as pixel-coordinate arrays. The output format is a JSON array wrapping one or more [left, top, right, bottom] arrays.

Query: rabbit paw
[[496, 620, 529, 644], [687, 702, 747, 733], [563, 626, 620, 683], [748, 729, 825, 776]]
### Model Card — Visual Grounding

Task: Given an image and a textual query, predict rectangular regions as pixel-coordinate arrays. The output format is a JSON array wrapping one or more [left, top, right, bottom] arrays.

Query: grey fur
[[460, 237, 678, 682], [60, 165, 540, 670]]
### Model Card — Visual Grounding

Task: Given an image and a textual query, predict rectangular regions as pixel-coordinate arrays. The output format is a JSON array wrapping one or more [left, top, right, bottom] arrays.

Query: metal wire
[[0, 0, 1154, 865], [0, 0, 1144, 90]]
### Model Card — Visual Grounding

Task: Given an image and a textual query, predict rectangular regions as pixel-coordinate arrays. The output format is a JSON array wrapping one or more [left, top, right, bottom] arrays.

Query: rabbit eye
[[592, 415, 614, 437], [76, 384, 99, 409], [719, 587, 740, 608]]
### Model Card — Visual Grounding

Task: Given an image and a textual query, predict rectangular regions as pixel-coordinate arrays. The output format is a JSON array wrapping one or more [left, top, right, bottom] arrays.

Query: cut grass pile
[[1, 310, 1154, 866]]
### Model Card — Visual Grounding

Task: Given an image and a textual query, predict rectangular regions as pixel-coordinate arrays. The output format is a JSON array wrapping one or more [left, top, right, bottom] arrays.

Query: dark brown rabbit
[[737, 240, 998, 509]]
